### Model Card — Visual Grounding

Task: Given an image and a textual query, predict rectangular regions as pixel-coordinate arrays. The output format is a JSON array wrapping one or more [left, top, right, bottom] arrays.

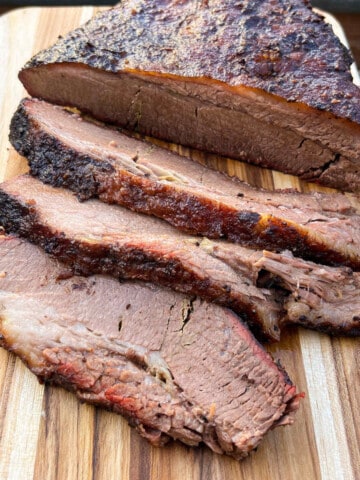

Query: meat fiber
[[1, 175, 360, 340], [18, 1, 360, 192], [9, 97, 360, 270], [0, 175, 282, 340], [0, 234, 302, 460]]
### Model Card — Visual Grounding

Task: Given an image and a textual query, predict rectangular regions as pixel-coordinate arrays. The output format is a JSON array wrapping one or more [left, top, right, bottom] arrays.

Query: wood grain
[[0, 7, 359, 480]]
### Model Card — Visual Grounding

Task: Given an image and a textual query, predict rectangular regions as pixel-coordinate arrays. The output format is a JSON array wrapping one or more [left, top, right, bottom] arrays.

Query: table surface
[[0, 6, 359, 480]]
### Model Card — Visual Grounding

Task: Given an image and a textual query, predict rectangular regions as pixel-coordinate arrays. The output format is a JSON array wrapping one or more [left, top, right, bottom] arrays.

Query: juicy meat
[[0, 175, 283, 340], [18, 1, 360, 191], [0, 234, 302, 460], [9, 97, 360, 270], [255, 250, 360, 335], [1, 175, 360, 340]]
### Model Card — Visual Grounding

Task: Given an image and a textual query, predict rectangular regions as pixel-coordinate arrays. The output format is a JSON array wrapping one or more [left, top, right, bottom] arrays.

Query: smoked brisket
[[18, 1, 360, 191], [1, 175, 360, 340], [0, 234, 302, 459], [9, 98, 360, 270]]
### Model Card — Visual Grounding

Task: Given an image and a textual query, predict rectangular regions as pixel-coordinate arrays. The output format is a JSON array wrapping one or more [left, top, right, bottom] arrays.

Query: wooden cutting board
[[0, 6, 359, 480]]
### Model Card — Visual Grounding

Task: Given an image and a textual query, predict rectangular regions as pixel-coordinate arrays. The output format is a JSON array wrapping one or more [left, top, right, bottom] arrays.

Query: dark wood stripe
[[129, 429, 152, 480]]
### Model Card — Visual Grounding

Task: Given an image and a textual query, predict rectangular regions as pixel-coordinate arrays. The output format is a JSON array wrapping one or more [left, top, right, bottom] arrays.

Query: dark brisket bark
[[0, 175, 283, 340], [0, 235, 302, 459], [1, 175, 360, 339], [18, 1, 360, 191], [9, 98, 360, 270]]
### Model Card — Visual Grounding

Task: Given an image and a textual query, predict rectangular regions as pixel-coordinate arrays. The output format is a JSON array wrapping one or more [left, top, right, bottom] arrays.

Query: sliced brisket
[[1, 175, 360, 339], [255, 250, 360, 336], [0, 235, 301, 459], [0, 175, 283, 340], [9, 98, 360, 270], [18, 1, 360, 191]]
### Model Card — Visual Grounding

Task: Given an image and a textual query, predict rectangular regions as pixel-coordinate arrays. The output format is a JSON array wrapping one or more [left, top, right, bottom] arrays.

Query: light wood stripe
[[300, 331, 354, 480], [331, 338, 360, 478], [0, 358, 44, 480], [33, 388, 95, 480], [91, 410, 131, 480], [265, 329, 321, 480], [0, 8, 37, 181]]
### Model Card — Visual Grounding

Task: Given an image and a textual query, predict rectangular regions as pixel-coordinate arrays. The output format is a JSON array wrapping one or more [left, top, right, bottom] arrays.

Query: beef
[[255, 250, 360, 335], [0, 175, 283, 340], [0, 234, 302, 460], [18, 1, 360, 192], [10, 98, 360, 270], [1, 175, 360, 340]]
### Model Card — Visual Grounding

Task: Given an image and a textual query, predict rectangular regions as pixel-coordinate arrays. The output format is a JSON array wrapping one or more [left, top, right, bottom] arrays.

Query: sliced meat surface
[[10, 98, 360, 270], [1, 175, 360, 340], [0, 234, 302, 460], [254, 250, 360, 336], [18, 1, 360, 191], [0, 175, 284, 340]]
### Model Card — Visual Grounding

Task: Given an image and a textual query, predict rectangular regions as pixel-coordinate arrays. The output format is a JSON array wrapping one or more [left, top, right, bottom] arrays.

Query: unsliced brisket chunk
[[9, 98, 360, 270], [0, 235, 302, 459], [18, 1, 360, 192], [1, 175, 360, 340]]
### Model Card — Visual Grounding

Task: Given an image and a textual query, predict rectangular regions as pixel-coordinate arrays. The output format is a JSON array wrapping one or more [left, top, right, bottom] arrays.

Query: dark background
[[0, 1, 359, 68]]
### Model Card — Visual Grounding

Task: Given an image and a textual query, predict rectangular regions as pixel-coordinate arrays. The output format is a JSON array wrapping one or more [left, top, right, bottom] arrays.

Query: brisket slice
[[10, 99, 360, 269], [9, 97, 360, 271], [0, 175, 283, 341], [1, 175, 360, 339], [254, 250, 360, 336], [0, 235, 302, 460], [18, 1, 360, 192]]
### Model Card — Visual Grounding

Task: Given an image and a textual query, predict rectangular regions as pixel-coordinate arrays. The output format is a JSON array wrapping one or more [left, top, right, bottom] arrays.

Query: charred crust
[[0, 188, 268, 336], [236, 211, 262, 229], [10, 101, 115, 200], [296, 319, 360, 337], [21, 1, 360, 123], [275, 358, 293, 387], [0, 191, 34, 238], [256, 216, 357, 270], [9, 101, 32, 157]]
